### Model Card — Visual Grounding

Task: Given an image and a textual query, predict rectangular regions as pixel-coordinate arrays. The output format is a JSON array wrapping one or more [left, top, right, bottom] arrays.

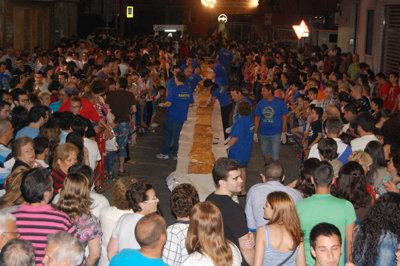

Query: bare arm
[[239, 233, 255, 266], [226, 137, 239, 149], [295, 242, 306, 266], [254, 116, 261, 134], [254, 227, 266, 266], [107, 237, 119, 261], [345, 223, 355, 263], [86, 237, 101, 266]]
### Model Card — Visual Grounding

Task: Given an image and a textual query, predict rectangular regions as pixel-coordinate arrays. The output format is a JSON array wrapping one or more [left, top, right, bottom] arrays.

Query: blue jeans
[[105, 151, 116, 174], [114, 122, 130, 158], [260, 133, 281, 161], [161, 120, 184, 156]]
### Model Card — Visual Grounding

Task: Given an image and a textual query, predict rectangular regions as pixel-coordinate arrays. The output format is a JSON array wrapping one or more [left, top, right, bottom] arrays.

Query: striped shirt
[[12, 204, 76, 266]]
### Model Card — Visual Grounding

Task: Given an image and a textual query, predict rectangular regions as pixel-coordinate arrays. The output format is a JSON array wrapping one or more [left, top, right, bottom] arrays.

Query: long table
[[166, 97, 227, 201]]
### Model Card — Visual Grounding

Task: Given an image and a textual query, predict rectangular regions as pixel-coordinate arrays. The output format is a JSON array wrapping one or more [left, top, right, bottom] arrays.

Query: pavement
[[104, 115, 302, 225]]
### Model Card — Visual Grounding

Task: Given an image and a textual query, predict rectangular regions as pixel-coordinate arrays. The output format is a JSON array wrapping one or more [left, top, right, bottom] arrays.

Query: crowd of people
[[0, 31, 399, 266]]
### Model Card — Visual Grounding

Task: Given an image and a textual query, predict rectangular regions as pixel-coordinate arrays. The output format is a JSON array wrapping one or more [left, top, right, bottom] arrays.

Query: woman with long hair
[[183, 201, 242, 266], [56, 173, 102, 266], [353, 192, 400, 265], [335, 161, 372, 222], [364, 140, 393, 195], [254, 191, 305, 266]]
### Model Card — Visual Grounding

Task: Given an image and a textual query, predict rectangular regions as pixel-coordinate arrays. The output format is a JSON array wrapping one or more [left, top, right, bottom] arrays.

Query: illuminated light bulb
[[249, 0, 259, 7], [201, 0, 217, 8], [292, 19, 309, 39]]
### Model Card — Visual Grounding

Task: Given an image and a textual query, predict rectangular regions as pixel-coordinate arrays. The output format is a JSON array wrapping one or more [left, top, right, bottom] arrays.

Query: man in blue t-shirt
[[110, 213, 167, 266], [157, 72, 191, 160], [217, 46, 234, 71], [254, 84, 288, 161]]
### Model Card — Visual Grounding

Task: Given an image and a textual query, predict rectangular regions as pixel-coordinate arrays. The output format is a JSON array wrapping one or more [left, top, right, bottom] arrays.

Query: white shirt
[[163, 222, 190, 266], [98, 207, 133, 266], [111, 212, 144, 251], [308, 137, 350, 161], [84, 137, 101, 171], [351, 134, 379, 152], [90, 192, 110, 218], [182, 243, 242, 266]]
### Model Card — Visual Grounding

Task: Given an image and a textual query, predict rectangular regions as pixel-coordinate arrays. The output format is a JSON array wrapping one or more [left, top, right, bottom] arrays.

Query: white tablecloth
[[166, 97, 227, 201]]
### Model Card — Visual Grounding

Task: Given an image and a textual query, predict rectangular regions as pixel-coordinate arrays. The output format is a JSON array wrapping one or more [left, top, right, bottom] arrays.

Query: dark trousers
[[221, 103, 233, 139]]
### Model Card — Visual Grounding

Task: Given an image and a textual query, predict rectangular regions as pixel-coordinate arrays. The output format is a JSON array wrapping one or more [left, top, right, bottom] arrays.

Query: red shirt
[[384, 84, 400, 111], [59, 98, 100, 123]]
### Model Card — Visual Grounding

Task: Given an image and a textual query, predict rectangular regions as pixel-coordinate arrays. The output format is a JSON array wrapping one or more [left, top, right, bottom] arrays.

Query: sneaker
[[150, 122, 159, 128], [172, 155, 178, 160], [156, 153, 170, 159]]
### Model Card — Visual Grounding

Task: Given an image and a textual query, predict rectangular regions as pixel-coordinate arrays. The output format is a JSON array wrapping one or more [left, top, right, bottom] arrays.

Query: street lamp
[[201, 0, 217, 8]]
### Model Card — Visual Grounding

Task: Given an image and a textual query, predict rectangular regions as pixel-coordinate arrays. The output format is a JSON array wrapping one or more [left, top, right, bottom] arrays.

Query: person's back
[[245, 162, 302, 231], [12, 168, 76, 265], [297, 194, 355, 265], [296, 162, 356, 266], [110, 213, 168, 266], [262, 224, 299, 266], [106, 90, 135, 123]]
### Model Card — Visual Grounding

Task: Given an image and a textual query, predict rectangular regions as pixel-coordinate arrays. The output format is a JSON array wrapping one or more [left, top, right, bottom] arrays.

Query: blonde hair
[[52, 143, 78, 170], [186, 202, 233, 266], [266, 191, 304, 248], [56, 173, 92, 220], [349, 151, 373, 173], [112, 178, 137, 210]]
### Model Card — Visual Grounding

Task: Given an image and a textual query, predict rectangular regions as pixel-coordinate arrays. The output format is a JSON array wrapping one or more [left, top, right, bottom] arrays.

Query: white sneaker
[[150, 122, 159, 128], [156, 153, 169, 160]]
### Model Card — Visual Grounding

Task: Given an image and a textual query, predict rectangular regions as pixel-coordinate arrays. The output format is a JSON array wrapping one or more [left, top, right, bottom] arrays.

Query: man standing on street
[[157, 72, 191, 160]]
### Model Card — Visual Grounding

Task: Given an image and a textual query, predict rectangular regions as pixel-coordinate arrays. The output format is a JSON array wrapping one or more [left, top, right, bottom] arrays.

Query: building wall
[[337, 0, 357, 53], [355, 0, 399, 72], [0, 0, 78, 51]]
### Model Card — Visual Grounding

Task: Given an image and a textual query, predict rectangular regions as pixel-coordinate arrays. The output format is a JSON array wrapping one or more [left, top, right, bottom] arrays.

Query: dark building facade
[[0, 0, 78, 51]]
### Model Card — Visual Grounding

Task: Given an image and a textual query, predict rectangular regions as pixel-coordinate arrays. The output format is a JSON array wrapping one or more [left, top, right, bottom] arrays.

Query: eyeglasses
[[144, 198, 159, 204]]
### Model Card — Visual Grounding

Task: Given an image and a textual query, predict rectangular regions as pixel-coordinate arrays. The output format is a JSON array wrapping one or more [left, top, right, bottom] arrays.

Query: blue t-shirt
[[0, 144, 11, 184], [166, 77, 176, 96], [110, 249, 167, 266], [211, 84, 232, 107], [214, 64, 228, 86], [229, 115, 254, 164], [217, 48, 234, 69], [166, 83, 191, 123], [255, 97, 288, 136], [15, 126, 39, 139], [49, 100, 62, 113], [187, 73, 202, 103]]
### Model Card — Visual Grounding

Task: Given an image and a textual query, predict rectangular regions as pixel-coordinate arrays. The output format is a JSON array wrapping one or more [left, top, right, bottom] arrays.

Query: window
[[365, 10, 374, 55]]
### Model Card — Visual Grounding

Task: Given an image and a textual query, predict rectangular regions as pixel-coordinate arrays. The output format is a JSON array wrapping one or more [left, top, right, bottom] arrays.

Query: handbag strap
[[276, 246, 298, 266]]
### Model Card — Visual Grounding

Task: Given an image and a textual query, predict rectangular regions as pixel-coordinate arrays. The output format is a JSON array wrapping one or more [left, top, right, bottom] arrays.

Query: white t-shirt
[[111, 212, 144, 251], [98, 207, 133, 266], [182, 243, 242, 266], [351, 134, 379, 152], [308, 137, 350, 161], [84, 137, 101, 171], [90, 192, 110, 218]]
